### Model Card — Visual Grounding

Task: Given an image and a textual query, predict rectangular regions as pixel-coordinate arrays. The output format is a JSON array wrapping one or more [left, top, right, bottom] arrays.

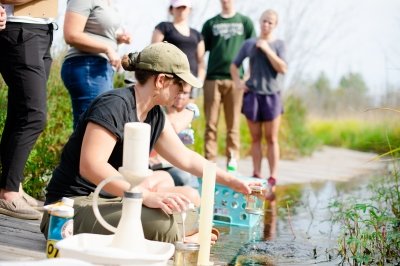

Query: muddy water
[[210, 176, 375, 265]]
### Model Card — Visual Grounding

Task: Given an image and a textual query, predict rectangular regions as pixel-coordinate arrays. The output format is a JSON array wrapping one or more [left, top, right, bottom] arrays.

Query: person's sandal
[[252, 173, 264, 179], [268, 177, 276, 187]]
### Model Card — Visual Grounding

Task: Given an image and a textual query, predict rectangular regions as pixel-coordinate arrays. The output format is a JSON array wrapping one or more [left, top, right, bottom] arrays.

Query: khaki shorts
[[40, 194, 199, 243]]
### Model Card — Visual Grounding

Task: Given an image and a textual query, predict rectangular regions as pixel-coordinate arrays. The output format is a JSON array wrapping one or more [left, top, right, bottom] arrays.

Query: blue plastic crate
[[198, 174, 266, 227]]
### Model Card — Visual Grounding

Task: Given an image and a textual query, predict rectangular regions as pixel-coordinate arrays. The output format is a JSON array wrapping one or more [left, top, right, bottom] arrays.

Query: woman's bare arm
[[79, 122, 130, 196], [155, 120, 252, 195]]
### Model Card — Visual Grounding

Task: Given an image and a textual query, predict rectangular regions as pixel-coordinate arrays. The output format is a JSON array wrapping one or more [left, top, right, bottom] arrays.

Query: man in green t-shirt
[[201, 0, 255, 164]]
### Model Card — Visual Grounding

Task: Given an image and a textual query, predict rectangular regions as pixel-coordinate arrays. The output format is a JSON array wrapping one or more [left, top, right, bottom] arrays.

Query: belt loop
[[48, 22, 58, 31]]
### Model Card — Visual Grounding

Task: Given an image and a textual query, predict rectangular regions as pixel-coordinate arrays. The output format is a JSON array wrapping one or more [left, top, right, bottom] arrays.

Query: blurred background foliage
[[0, 58, 399, 198]]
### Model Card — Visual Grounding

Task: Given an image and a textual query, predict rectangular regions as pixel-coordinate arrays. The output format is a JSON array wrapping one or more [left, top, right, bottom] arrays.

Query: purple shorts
[[241, 91, 283, 122]]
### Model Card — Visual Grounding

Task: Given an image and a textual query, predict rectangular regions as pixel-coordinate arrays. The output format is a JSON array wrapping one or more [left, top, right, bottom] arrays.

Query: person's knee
[[175, 186, 200, 207], [153, 171, 175, 189], [265, 135, 278, 146], [251, 135, 262, 144], [31, 110, 47, 132], [142, 207, 179, 243], [187, 187, 200, 206], [139, 171, 175, 191]]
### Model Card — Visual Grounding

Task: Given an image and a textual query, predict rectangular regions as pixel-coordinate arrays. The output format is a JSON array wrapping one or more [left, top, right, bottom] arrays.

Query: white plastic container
[[56, 233, 174, 266]]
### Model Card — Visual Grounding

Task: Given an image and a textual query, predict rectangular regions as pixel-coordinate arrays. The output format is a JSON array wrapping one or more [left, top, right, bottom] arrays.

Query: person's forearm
[[215, 167, 235, 187], [173, 149, 235, 188], [262, 47, 287, 74], [151, 29, 164, 43], [197, 41, 206, 82], [230, 63, 241, 86], [197, 61, 206, 82], [80, 162, 130, 197], [65, 31, 112, 55]]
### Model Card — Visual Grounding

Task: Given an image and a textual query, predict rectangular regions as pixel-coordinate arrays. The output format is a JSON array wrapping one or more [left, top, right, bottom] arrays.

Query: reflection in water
[[263, 198, 277, 240], [211, 178, 373, 265]]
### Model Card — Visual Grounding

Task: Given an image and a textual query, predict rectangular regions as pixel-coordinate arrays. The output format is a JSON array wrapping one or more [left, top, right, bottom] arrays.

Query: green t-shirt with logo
[[202, 13, 256, 80]]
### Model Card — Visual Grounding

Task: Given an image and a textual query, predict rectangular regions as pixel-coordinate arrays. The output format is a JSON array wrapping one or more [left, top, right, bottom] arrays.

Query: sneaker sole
[[0, 207, 42, 220]]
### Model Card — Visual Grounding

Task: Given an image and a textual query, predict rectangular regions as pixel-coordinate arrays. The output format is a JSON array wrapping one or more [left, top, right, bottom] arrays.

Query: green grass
[[309, 118, 400, 155]]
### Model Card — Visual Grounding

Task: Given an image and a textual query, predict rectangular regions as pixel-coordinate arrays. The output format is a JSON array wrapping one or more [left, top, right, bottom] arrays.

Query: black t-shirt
[[45, 87, 165, 204], [155, 22, 203, 76]]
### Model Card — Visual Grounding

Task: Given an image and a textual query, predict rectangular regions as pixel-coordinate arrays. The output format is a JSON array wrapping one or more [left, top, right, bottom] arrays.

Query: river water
[[210, 176, 376, 265]]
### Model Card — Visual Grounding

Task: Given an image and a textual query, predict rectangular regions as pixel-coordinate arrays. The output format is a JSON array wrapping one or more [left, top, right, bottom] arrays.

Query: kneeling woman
[[41, 42, 252, 243]]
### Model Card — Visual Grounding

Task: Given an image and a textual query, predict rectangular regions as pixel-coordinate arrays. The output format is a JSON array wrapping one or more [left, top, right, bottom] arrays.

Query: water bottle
[[227, 151, 238, 173], [45, 197, 74, 258]]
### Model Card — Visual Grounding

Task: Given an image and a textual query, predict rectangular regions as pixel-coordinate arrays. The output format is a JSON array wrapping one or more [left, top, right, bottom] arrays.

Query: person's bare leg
[[264, 116, 281, 179], [0, 187, 42, 219], [0, 189, 19, 201], [247, 119, 263, 178], [137, 170, 175, 192]]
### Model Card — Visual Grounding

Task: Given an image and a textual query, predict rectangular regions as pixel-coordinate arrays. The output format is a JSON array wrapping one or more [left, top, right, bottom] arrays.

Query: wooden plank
[[0, 214, 46, 261], [0, 245, 45, 261]]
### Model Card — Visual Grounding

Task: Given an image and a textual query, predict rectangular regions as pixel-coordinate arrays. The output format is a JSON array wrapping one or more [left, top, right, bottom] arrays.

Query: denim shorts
[[241, 91, 283, 122]]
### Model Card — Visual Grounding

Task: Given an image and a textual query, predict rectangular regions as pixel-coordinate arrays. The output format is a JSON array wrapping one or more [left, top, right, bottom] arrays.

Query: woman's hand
[[105, 47, 121, 70], [142, 191, 191, 215], [234, 80, 249, 92], [256, 39, 271, 54], [116, 32, 132, 45], [229, 178, 253, 195]]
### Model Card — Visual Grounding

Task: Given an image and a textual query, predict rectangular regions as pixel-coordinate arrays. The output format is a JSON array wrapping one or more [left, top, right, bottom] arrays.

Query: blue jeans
[[61, 56, 114, 128], [166, 167, 199, 188]]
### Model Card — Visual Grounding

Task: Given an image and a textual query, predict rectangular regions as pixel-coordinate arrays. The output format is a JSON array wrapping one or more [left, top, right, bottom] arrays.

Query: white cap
[[170, 0, 192, 8], [61, 197, 74, 207], [52, 205, 74, 218]]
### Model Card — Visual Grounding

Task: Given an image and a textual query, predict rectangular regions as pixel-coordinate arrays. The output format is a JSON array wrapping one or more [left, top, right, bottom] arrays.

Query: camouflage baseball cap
[[129, 42, 203, 88]]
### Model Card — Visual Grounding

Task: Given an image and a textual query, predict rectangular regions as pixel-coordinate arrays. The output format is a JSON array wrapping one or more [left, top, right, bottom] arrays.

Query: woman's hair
[[121, 53, 139, 71], [121, 53, 181, 85], [121, 53, 156, 84], [261, 9, 279, 24]]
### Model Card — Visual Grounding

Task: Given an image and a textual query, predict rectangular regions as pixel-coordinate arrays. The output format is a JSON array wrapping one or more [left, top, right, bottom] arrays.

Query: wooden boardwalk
[[0, 215, 46, 261], [0, 146, 386, 263]]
